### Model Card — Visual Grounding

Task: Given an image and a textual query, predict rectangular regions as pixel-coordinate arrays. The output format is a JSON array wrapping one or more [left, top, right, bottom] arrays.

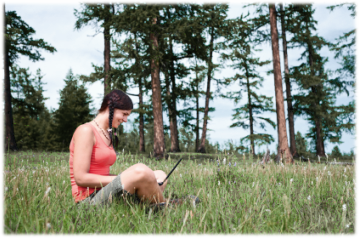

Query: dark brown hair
[[99, 90, 133, 147]]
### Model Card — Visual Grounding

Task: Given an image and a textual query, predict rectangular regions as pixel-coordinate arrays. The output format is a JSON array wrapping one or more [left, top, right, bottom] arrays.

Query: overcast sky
[[4, 1, 356, 154]]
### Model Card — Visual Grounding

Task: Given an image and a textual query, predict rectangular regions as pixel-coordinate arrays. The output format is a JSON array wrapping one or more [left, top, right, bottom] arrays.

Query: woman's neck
[[94, 113, 109, 131]]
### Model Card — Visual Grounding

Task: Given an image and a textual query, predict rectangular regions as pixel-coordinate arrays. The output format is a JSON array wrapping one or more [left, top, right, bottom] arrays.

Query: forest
[[4, 3, 355, 161]]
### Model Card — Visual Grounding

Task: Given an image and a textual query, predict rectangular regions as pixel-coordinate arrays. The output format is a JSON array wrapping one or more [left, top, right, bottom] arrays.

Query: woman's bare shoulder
[[73, 123, 94, 141]]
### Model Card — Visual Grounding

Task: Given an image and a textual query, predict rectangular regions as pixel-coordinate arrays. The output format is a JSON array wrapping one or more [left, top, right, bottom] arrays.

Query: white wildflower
[[223, 158, 226, 165], [180, 174, 182, 178], [63, 180, 65, 184], [252, 182, 255, 187], [343, 204, 347, 212], [229, 181, 231, 185], [328, 171, 331, 176], [290, 178, 293, 183], [346, 224, 350, 228], [5, 187, 8, 191], [311, 181, 313, 185], [344, 168, 346, 173], [45, 187, 51, 195], [316, 177, 319, 182], [307, 195, 311, 201], [277, 182, 281, 186], [46, 223, 51, 229], [280, 162, 284, 167], [218, 181, 220, 186], [46, 182, 49, 186], [17, 188, 18, 191], [265, 209, 271, 213], [323, 166, 326, 171]]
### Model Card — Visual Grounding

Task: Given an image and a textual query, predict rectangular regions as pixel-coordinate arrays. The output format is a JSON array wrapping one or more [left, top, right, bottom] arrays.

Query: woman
[[69, 89, 169, 206]]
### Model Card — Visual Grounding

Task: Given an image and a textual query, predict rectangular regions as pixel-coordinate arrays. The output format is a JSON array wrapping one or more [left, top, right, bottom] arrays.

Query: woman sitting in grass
[[69, 89, 171, 207]]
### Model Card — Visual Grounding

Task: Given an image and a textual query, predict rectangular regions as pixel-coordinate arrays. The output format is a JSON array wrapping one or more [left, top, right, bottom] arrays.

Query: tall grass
[[4, 151, 355, 234]]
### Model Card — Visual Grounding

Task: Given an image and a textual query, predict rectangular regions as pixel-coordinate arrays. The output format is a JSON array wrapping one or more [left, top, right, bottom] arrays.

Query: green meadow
[[4, 151, 355, 234]]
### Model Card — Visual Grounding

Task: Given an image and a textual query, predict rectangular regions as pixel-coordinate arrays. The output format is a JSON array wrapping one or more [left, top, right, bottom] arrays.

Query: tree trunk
[[150, 18, 165, 159], [245, 70, 255, 155], [280, 4, 297, 157], [197, 27, 214, 153], [138, 76, 145, 152], [269, 4, 292, 164], [169, 36, 180, 152], [195, 73, 200, 152], [306, 25, 325, 157], [134, 33, 145, 152], [4, 6, 18, 151], [103, 4, 111, 95]]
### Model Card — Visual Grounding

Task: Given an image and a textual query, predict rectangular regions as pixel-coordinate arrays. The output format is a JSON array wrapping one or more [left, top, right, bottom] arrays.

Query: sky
[[2, 0, 357, 154]]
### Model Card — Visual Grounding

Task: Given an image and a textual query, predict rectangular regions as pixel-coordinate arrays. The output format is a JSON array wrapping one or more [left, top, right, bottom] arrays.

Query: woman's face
[[111, 109, 132, 128]]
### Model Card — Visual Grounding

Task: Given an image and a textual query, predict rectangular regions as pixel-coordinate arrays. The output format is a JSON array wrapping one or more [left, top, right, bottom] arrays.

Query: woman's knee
[[132, 163, 156, 182]]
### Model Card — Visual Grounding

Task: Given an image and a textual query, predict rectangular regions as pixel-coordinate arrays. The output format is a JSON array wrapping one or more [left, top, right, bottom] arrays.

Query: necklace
[[93, 120, 110, 140]]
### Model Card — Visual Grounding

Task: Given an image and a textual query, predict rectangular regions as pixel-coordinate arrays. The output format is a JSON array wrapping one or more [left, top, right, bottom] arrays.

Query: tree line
[[4, 3, 355, 161]]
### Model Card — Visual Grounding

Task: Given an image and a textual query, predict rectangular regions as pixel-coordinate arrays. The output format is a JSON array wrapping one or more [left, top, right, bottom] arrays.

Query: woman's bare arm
[[73, 124, 117, 188]]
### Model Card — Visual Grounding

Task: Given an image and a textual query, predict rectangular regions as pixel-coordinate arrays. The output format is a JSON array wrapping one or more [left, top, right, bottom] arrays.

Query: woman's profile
[[69, 89, 188, 208]]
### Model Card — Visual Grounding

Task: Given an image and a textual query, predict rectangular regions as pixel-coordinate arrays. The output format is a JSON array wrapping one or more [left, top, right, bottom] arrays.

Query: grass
[[3, 151, 355, 234]]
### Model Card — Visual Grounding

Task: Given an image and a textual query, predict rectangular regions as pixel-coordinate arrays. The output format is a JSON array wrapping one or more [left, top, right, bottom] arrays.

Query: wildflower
[[198, 164, 201, 166], [328, 171, 332, 176], [63, 180, 65, 184], [46, 223, 51, 229], [307, 195, 311, 201], [223, 158, 226, 165], [45, 187, 51, 195], [180, 174, 182, 178], [290, 178, 294, 183], [229, 162, 231, 167], [346, 224, 350, 228], [344, 168, 346, 173], [234, 162, 237, 167], [316, 177, 319, 182], [323, 166, 326, 171], [277, 182, 281, 186], [265, 209, 271, 213], [234, 181, 236, 184], [229, 181, 231, 185], [311, 181, 313, 185], [217, 162, 219, 166], [5, 187, 8, 191], [343, 204, 347, 212], [46, 182, 49, 186], [218, 181, 220, 186], [252, 182, 255, 187]]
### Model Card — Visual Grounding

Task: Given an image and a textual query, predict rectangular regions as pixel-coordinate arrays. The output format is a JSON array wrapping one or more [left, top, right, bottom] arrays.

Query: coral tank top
[[69, 123, 117, 203]]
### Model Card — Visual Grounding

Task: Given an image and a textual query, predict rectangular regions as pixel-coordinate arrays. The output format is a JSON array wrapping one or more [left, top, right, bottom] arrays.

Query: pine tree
[[221, 14, 275, 156], [10, 66, 49, 150], [246, 0, 293, 163], [295, 131, 311, 159], [52, 69, 93, 151], [74, 3, 117, 95], [327, 4, 355, 142], [197, 3, 230, 153], [279, 4, 297, 157], [4, 8, 56, 151], [289, 4, 354, 156]]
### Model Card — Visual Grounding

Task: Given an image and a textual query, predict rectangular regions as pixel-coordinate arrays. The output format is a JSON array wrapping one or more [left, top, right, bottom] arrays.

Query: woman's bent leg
[[120, 163, 166, 204]]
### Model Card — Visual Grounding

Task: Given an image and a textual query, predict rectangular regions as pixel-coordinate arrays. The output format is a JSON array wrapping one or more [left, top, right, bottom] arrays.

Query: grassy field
[[3, 151, 355, 234]]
